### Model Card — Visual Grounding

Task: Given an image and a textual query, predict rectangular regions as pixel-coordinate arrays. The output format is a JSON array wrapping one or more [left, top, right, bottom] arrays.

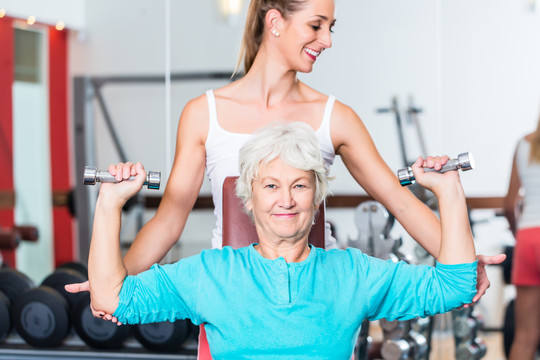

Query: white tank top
[[516, 138, 540, 229], [204, 89, 336, 249]]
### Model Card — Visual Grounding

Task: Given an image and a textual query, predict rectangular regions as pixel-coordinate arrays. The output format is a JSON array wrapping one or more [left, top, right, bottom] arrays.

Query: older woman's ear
[[246, 200, 253, 213]]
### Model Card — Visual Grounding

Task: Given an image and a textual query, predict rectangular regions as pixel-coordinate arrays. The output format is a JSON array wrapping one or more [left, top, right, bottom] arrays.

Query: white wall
[[0, 0, 86, 30]]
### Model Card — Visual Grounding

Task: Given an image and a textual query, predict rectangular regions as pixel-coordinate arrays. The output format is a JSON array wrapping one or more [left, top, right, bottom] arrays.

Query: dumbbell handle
[[397, 152, 474, 186], [83, 166, 161, 190]]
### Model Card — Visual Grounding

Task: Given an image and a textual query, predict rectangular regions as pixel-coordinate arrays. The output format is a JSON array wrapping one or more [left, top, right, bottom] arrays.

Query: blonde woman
[[505, 115, 540, 360]]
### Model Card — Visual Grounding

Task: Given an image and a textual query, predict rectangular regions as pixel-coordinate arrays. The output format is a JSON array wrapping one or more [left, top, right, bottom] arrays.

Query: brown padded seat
[[221, 176, 325, 249]]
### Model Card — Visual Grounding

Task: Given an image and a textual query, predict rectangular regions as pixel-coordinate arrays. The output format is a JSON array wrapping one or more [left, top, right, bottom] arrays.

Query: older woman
[[88, 123, 477, 358]]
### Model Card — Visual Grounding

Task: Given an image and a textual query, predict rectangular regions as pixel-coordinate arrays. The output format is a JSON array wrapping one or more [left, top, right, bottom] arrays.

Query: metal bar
[[377, 97, 408, 167], [73, 77, 95, 264], [391, 97, 409, 167], [91, 72, 238, 87]]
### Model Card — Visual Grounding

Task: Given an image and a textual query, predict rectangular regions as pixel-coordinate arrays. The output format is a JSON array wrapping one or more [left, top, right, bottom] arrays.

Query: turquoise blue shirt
[[114, 245, 477, 359]]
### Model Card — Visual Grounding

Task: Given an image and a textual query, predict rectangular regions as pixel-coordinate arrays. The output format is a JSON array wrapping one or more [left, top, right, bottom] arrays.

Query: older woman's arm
[[409, 157, 477, 265], [357, 157, 478, 320], [88, 163, 146, 315]]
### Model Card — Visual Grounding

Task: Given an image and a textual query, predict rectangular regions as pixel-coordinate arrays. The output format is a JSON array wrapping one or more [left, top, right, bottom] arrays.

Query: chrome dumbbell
[[456, 339, 487, 360], [83, 166, 161, 190], [397, 152, 475, 186], [381, 338, 410, 360]]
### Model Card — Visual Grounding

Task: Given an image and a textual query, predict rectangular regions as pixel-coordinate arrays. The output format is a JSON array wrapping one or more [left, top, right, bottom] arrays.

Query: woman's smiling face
[[247, 157, 317, 244], [276, 0, 336, 73]]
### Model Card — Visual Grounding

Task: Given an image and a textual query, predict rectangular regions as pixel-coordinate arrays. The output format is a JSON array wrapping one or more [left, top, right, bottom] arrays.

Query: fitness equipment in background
[[0, 225, 39, 251], [134, 320, 192, 353], [452, 307, 487, 360], [83, 166, 161, 190], [0, 228, 20, 250], [55, 261, 133, 349], [11, 264, 88, 347], [349, 201, 432, 360], [379, 318, 429, 360], [0, 268, 35, 343], [71, 293, 132, 349], [397, 152, 475, 187], [349, 201, 399, 261]]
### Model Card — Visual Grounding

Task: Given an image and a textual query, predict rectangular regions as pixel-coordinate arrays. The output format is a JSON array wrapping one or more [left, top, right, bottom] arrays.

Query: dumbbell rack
[[452, 307, 487, 360], [349, 200, 434, 360], [0, 333, 198, 359], [379, 318, 429, 360]]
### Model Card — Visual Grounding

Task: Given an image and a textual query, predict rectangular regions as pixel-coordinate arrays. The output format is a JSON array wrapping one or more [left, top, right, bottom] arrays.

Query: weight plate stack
[[41, 267, 87, 308], [12, 286, 70, 347], [72, 293, 132, 349], [0, 268, 35, 304], [0, 291, 11, 342], [0, 268, 35, 343], [56, 262, 88, 279], [134, 319, 190, 353]]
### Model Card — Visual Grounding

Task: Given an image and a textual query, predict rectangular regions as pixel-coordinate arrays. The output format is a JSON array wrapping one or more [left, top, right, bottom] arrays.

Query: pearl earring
[[272, 29, 280, 37]]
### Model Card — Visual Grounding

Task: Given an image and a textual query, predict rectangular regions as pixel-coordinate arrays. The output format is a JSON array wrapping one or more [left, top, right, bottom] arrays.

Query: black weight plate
[[0, 268, 34, 304], [41, 268, 87, 308], [503, 299, 514, 357], [0, 291, 11, 342], [502, 245, 514, 285], [188, 320, 199, 340], [134, 319, 190, 352], [72, 293, 131, 349], [56, 262, 88, 279], [12, 286, 70, 347], [503, 298, 540, 357]]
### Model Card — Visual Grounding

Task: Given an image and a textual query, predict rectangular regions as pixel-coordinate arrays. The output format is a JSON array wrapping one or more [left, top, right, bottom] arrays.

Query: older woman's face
[[247, 157, 317, 244]]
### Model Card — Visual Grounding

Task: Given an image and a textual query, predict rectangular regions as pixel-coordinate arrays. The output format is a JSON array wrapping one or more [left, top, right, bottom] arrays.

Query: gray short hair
[[235, 122, 330, 211]]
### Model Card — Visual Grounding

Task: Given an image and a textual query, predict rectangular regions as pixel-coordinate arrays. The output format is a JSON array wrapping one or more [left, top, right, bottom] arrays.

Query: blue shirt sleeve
[[357, 252, 477, 321], [112, 254, 202, 325]]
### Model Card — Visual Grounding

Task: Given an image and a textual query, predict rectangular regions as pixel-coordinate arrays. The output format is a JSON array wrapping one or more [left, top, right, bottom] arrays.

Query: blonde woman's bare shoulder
[[178, 93, 210, 141], [297, 81, 329, 102]]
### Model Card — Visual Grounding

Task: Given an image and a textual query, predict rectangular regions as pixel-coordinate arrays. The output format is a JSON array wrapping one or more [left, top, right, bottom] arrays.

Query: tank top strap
[[206, 89, 218, 127], [322, 95, 336, 127]]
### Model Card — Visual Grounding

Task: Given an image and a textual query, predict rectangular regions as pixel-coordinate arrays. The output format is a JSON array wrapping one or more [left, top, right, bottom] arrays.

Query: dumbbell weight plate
[[12, 286, 70, 347], [381, 338, 410, 360], [0, 268, 35, 304], [56, 262, 88, 279], [503, 299, 514, 357], [134, 320, 190, 353], [0, 291, 11, 342], [41, 268, 87, 308], [72, 293, 131, 349]]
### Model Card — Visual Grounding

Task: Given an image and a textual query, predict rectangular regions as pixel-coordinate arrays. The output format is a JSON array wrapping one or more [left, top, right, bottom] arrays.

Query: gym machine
[[348, 201, 429, 360]]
